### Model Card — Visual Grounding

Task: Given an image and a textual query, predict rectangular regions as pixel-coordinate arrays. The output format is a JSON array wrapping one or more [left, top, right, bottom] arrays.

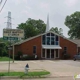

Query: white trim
[[42, 49, 60, 59], [42, 45, 62, 49], [45, 49, 47, 58], [50, 49, 51, 59], [58, 49, 60, 58]]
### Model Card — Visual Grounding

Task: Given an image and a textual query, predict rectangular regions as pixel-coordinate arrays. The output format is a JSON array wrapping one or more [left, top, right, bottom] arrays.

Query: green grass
[[0, 71, 50, 78], [0, 57, 12, 61]]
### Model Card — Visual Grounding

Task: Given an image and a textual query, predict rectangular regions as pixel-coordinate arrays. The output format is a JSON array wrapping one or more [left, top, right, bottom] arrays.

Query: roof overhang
[[42, 45, 62, 49]]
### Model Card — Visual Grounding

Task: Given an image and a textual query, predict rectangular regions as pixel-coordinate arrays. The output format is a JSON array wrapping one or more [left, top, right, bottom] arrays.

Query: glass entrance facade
[[42, 32, 60, 59]]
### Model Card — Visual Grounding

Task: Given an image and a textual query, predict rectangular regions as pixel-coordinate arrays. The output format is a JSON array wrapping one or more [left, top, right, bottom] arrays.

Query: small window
[[33, 46, 36, 55], [64, 47, 67, 53], [64, 47, 67, 51]]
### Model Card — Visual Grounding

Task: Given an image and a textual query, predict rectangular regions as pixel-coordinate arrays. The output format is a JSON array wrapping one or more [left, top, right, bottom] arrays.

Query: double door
[[42, 49, 59, 59]]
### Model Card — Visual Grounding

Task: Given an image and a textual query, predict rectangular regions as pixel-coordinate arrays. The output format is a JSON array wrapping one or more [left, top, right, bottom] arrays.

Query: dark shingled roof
[[71, 39, 80, 47]]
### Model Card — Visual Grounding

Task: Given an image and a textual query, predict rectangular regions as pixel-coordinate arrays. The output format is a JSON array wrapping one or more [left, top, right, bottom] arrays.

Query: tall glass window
[[51, 37, 54, 45], [42, 33, 59, 45], [33, 46, 36, 55], [56, 36, 58, 41], [47, 37, 50, 45], [42, 35, 46, 45]]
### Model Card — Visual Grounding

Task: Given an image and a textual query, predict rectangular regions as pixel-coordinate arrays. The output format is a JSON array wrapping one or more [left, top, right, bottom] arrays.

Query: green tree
[[17, 18, 46, 39], [50, 27, 63, 35], [65, 11, 80, 39], [0, 42, 8, 57]]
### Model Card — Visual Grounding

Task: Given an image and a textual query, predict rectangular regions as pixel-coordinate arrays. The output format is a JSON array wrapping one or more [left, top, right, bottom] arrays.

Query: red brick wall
[[14, 36, 42, 59], [14, 35, 77, 59], [14, 45, 21, 54], [60, 37, 77, 59]]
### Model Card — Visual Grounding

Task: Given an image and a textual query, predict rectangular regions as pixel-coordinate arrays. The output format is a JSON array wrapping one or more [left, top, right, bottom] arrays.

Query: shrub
[[14, 51, 23, 60], [62, 53, 70, 60], [21, 55, 38, 60], [62, 51, 71, 60]]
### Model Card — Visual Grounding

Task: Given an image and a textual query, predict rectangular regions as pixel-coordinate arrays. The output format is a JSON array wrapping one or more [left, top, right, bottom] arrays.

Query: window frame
[[64, 47, 67, 53], [33, 45, 37, 55]]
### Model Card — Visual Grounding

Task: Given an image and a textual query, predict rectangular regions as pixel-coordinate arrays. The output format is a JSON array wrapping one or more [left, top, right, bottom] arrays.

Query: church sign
[[3, 29, 24, 40]]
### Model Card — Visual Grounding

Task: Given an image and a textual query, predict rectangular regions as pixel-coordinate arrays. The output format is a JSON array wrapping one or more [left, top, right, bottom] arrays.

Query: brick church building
[[13, 16, 78, 59]]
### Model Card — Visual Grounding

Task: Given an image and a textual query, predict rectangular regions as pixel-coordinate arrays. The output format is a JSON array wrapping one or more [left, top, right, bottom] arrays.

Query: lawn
[[0, 57, 12, 61], [0, 71, 50, 78]]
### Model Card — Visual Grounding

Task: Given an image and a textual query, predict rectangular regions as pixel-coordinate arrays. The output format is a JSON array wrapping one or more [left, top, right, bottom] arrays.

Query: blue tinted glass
[[56, 36, 58, 41], [56, 41, 58, 45], [47, 37, 50, 45], [42, 35, 46, 44], [51, 37, 54, 45]]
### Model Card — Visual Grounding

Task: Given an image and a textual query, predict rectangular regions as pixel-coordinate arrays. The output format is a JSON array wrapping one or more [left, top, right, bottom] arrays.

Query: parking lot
[[0, 60, 80, 77]]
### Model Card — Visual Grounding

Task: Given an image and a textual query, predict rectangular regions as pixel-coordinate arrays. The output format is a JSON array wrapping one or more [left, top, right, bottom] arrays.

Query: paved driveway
[[0, 60, 80, 77]]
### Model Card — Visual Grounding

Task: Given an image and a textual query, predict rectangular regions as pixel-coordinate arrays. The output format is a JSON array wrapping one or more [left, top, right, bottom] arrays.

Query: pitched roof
[[71, 39, 80, 47], [14, 31, 77, 45]]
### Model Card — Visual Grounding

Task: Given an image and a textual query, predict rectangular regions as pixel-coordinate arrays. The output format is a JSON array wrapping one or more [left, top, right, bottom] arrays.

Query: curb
[[0, 74, 51, 79], [0, 75, 73, 79]]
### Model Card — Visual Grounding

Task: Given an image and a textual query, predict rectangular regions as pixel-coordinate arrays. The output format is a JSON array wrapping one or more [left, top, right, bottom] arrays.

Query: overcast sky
[[0, 0, 80, 37]]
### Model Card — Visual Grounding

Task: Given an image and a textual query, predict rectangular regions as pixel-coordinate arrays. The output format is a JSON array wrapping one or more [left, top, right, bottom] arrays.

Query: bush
[[21, 55, 38, 60], [14, 51, 23, 60], [62, 53, 70, 60]]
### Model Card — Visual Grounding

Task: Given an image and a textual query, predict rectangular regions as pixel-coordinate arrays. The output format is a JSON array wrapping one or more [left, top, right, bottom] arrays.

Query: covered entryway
[[42, 45, 62, 59], [42, 49, 59, 59]]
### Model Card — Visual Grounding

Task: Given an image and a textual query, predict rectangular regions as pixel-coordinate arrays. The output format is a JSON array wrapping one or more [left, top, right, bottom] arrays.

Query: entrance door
[[46, 49, 50, 58], [42, 49, 59, 59], [51, 49, 54, 58]]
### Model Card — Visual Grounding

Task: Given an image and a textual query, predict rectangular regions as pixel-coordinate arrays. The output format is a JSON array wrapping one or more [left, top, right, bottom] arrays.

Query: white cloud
[[12, 0, 28, 5], [40, 2, 49, 9], [64, 0, 78, 7]]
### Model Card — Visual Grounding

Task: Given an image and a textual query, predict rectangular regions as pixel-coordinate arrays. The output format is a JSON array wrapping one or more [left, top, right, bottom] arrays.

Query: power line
[[0, 0, 7, 13]]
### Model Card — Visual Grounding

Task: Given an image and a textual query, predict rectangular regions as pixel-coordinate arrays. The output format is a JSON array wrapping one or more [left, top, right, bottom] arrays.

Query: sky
[[0, 0, 80, 38]]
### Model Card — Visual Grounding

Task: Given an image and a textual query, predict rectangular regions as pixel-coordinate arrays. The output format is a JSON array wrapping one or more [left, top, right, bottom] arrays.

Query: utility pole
[[6, 12, 15, 63], [6, 11, 12, 76], [6, 11, 12, 29]]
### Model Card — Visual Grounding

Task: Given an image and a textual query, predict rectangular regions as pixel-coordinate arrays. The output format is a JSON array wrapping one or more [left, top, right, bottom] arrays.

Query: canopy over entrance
[[42, 45, 62, 49]]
